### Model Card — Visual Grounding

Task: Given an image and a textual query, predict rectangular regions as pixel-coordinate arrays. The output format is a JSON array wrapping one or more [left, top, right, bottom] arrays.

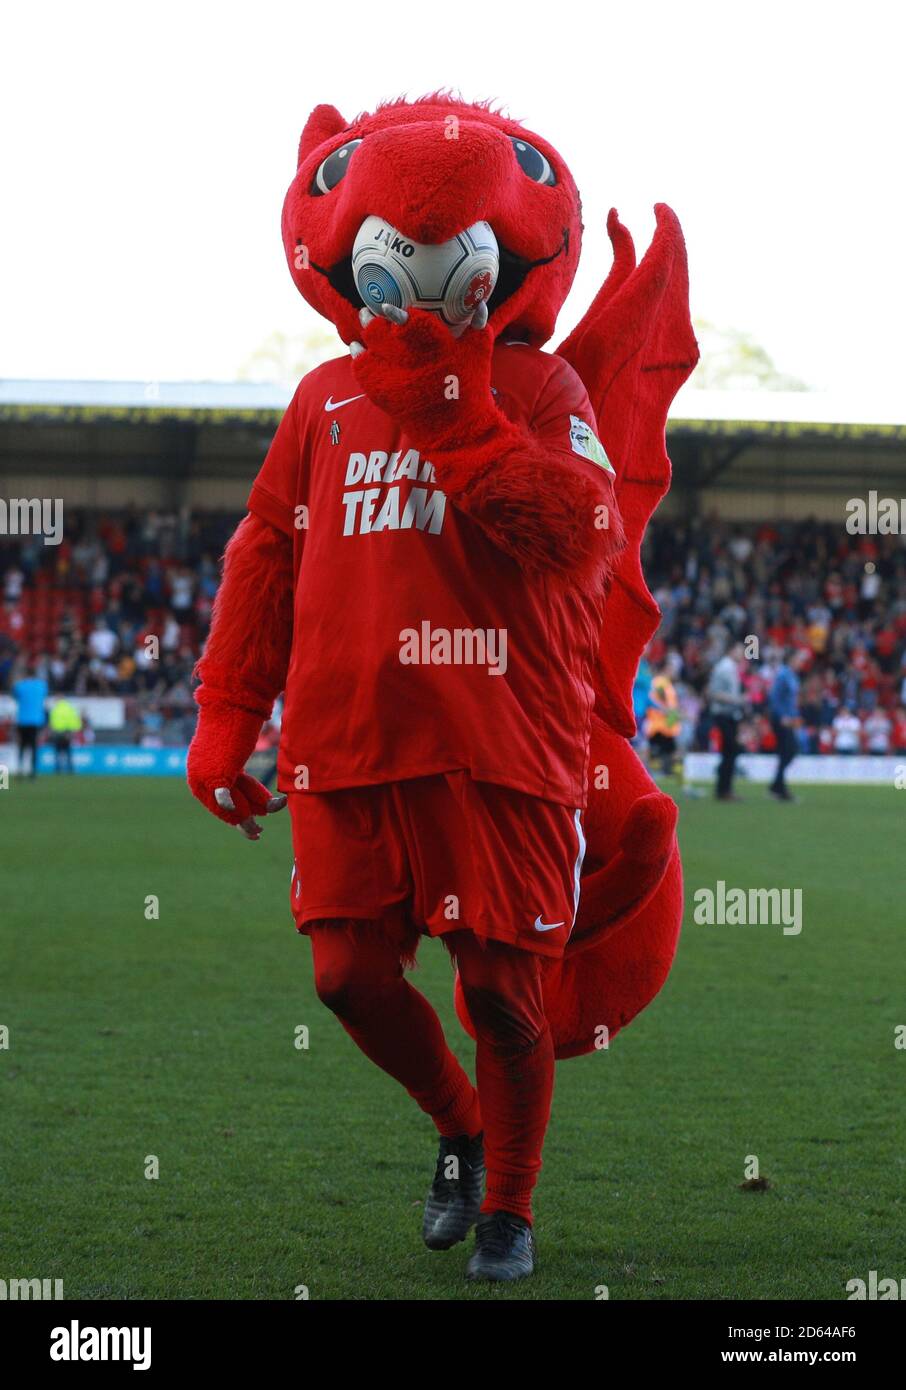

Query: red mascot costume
[[188, 94, 698, 1282]]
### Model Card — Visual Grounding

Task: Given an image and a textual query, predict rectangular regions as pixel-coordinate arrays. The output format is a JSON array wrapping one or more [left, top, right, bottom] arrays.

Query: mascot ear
[[297, 104, 348, 168]]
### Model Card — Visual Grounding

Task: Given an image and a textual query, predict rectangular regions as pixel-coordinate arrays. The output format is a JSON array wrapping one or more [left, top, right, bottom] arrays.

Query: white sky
[[1, 0, 903, 395]]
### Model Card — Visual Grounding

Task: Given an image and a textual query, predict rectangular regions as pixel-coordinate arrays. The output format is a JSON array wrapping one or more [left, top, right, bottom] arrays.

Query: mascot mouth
[[315, 226, 569, 318], [487, 228, 569, 313]]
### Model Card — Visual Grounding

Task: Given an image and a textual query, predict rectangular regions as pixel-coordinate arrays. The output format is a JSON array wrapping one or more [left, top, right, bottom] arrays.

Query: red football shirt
[[247, 341, 617, 809]]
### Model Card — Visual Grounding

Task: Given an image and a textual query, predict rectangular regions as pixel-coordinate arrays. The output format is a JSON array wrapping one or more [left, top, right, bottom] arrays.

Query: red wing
[[556, 204, 699, 735]]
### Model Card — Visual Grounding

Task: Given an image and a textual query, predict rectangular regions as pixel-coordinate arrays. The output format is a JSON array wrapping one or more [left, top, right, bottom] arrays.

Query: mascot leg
[[449, 932, 552, 1244], [309, 917, 481, 1139]]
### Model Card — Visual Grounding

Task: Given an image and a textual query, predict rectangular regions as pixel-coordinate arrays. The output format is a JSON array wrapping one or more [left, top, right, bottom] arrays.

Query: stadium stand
[[642, 516, 906, 756], [1, 380, 905, 764], [1, 507, 232, 746]]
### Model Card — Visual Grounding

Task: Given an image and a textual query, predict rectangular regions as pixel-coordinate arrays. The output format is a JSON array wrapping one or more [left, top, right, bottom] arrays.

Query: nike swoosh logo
[[534, 915, 565, 932], [324, 393, 365, 411]]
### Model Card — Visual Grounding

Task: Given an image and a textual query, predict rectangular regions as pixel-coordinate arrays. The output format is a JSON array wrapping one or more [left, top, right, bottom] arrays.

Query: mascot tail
[[455, 206, 699, 1059]]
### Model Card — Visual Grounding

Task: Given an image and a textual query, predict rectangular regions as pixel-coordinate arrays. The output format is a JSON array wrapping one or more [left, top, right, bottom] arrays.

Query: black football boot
[[422, 1131, 485, 1251], [465, 1210, 536, 1281]]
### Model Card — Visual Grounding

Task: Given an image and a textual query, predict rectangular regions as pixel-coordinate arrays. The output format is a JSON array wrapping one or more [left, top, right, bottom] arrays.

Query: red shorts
[[288, 772, 586, 959]]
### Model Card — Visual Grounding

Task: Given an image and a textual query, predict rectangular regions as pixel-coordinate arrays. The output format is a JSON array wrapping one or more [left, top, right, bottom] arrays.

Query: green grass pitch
[[1, 774, 902, 1300]]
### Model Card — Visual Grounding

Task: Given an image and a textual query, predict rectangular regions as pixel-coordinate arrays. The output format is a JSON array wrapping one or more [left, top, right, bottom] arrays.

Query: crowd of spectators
[[3, 508, 906, 757], [640, 516, 906, 756], [0, 508, 233, 745]]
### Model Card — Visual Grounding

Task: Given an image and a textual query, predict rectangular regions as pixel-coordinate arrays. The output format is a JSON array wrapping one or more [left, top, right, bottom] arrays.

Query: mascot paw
[[350, 305, 496, 446], [187, 701, 286, 838], [213, 777, 286, 840], [189, 767, 285, 840]]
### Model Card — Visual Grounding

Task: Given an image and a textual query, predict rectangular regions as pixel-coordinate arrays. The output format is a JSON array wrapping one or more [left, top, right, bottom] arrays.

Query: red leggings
[[309, 920, 554, 1223]]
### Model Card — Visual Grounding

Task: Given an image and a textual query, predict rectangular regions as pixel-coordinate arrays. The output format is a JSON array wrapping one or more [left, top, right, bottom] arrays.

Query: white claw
[[214, 787, 236, 812], [380, 304, 409, 325], [470, 300, 489, 329], [359, 307, 375, 328], [349, 341, 365, 358]]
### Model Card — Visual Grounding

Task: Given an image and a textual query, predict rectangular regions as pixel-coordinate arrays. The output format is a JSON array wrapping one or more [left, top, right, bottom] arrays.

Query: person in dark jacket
[[769, 649, 807, 801]]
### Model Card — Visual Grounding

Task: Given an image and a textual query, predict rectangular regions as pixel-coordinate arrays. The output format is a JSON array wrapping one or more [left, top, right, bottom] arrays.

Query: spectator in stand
[[132, 632, 157, 690], [707, 639, 747, 801], [143, 558, 165, 606], [12, 657, 48, 778], [2, 597, 26, 645], [863, 708, 892, 756], [860, 562, 881, 617], [169, 566, 196, 619], [768, 648, 807, 802], [832, 707, 862, 755], [88, 615, 117, 662], [161, 614, 182, 653], [755, 712, 777, 753], [4, 565, 25, 601], [893, 706, 906, 755]]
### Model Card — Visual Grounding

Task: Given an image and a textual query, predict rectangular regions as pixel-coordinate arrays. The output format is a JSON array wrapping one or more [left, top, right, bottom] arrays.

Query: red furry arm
[[188, 512, 294, 825], [195, 511, 293, 710], [352, 310, 624, 586], [430, 386, 625, 587]]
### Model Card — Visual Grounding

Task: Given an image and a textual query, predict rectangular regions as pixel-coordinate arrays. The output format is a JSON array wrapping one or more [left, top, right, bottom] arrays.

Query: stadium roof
[[1, 379, 904, 441], [670, 386, 906, 441], [0, 378, 290, 418]]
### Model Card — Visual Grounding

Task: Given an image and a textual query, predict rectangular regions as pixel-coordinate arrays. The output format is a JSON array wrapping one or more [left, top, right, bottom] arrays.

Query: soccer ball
[[352, 216, 499, 331]]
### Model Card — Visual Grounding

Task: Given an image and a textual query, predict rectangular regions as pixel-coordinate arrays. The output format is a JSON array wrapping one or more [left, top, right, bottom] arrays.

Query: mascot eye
[[510, 138, 556, 187], [311, 139, 363, 195]]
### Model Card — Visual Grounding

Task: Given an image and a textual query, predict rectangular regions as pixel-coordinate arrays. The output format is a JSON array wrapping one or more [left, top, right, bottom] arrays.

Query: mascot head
[[282, 94, 582, 347]]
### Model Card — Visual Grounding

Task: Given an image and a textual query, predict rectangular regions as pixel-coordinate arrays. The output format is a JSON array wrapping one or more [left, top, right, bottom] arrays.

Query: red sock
[[452, 934, 554, 1225], [310, 920, 481, 1139]]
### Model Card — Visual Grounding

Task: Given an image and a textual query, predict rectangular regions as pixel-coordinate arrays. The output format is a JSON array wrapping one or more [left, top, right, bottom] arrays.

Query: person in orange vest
[[645, 664, 681, 774]]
